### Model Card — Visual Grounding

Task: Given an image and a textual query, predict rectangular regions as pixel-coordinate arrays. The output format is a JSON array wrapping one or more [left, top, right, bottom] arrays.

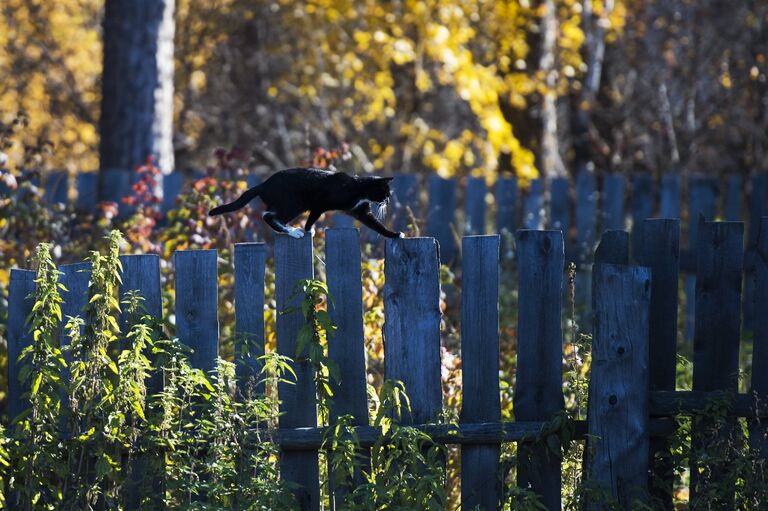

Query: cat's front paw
[[287, 227, 305, 239], [397, 232, 405, 239]]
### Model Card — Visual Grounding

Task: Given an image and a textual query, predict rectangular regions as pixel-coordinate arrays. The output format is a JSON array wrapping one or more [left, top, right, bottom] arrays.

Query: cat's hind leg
[[263, 211, 305, 238]]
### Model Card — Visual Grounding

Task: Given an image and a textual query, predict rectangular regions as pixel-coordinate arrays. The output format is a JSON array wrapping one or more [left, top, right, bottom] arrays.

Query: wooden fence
[[16, 168, 768, 338], [6, 218, 768, 510]]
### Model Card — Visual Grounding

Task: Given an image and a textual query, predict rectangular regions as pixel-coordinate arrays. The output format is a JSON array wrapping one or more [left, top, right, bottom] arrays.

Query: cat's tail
[[208, 185, 262, 216]]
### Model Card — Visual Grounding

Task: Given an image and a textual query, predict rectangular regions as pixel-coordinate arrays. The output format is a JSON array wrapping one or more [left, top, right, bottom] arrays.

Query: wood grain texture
[[659, 174, 681, 220], [7, 269, 36, 421], [426, 175, 457, 264], [383, 237, 442, 424], [465, 176, 487, 235], [234, 243, 267, 393], [174, 250, 219, 373], [589, 263, 651, 509], [602, 173, 625, 232], [274, 234, 319, 511], [690, 221, 743, 508], [522, 179, 544, 230], [460, 235, 501, 511], [514, 230, 564, 510]]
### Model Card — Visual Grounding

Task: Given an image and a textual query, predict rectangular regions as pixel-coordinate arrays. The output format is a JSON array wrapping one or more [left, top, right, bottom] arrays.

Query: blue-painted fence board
[[549, 177, 570, 238], [427, 176, 457, 263], [659, 174, 681, 220], [630, 174, 653, 258], [44, 171, 68, 205], [465, 176, 487, 235], [76, 173, 99, 211], [460, 235, 501, 511], [7, 269, 36, 422], [576, 173, 598, 263], [174, 250, 219, 374], [496, 176, 518, 235], [522, 179, 544, 230], [725, 174, 742, 222], [744, 174, 768, 334], [234, 243, 267, 393], [515, 230, 564, 509], [161, 171, 183, 213], [602, 173, 625, 232], [685, 176, 718, 340], [275, 235, 319, 511], [751, 217, 768, 457]]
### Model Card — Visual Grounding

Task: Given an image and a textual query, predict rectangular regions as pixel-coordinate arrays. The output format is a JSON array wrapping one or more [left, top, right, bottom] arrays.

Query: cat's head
[[360, 176, 394, 203]]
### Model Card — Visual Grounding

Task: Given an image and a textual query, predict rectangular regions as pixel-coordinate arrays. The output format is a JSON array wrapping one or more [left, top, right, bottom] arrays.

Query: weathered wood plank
[[326, 229, 369, 507], [391, 173, 419, 233], [465, 176, 487, 235], [602, 173, 625, 232], [514, 230, 564, 510], [594, 230, 629, 266], [161, 170, 182, 213], [639, 219, 680, 509], [383, 237, 442, 424], [685, 176, 718, 340], [174, 250, 219, 374], [7, 269, 36, 421], [275, 234, 319, 511], [690, 221, 743, 508], [44, 171, 69, 205], [522, 179, 544, 230], [752, 217, 768, 455], [426, 176, 457, 264], [234, 243, 267, 394], [630, 173, 653, 257], [119, 254, 164, 511], [460, 235, 501, 511], [588, 263, 651, 509], [650, 390, 768, 418], [659, 174, 680, 220]]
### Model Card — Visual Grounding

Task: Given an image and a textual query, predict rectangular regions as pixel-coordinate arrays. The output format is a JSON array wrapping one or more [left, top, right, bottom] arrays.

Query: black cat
[[208, 167, 404, 239]]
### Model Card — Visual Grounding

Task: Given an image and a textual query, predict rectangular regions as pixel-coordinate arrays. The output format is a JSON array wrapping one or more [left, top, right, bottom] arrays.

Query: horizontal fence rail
[[5, 216, 768, 509]]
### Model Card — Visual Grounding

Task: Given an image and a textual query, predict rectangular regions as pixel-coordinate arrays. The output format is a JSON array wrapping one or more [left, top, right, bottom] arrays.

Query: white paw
[[398, 232, 405, 239], [309, 226, 316, 237], [287, 227, 305, 239]]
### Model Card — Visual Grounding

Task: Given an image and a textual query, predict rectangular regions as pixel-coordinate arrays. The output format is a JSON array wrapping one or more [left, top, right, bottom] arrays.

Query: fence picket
[[685, 176, 718, 340], [496, 176, 518, 235], [515, 230, 564, 510], [588, 263, 651, 509], [76, 173, 98, 211], [392, 174, 419, 233], [119, 254, 164, 509], [7, 269, 36, 421], [174, 250, 219, 373], [161, 170, 183, 213], [465, 176, 487, 235], [522, 179, 544, 230], [576, 172, 597, 263], [427, 176, 457, 264], [751, 216, 768, 456], [630, 174, 653, 257], [275, 235, 319, 511], [639, 219, 680, 509], [383, 238, 442, 424], [550, 176, 570, 237], [690, 221, 743, 508], [234, 243, 267, 394], [325, 229, 369, 506], [460, 235, 501, 511], [744, 174, 768, 333], [725, 175, 742, 221], [659, 174, 680, 219], [44, 171, 68, 205], [602, 173, 625, 232]]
